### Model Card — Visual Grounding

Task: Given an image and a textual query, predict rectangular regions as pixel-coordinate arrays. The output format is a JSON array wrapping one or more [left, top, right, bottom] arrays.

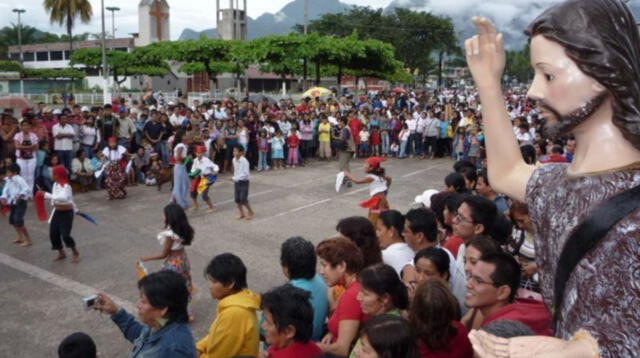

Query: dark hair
[[174, 130, 185, 144], [280, 237, 316, 280], [360, 315, 420, 358], [444, 172, 467, 194], [414, 247, 450, 281], [359, 263, 409, 310], [336, 216, 382, 267], [138, 271, 190, 323], [233, 143, 245, 153], [526, 0, 640, 150], [261, 284, 314, 343], [404, 208, 438, 243], [462, 196, 498, 235], [477, 169, 490, 187], [444, 193, 465, 215], [377, 210, 405, 239], [481, 320, 534, 338], [480, 252, 521, 303], [429, 191, 453, 228], [409, 279, 459, 352], [551, 144, 564, 155], [205, 253, 248, 291], [460, 167, 478, 190], [58, 332, 97, 358], [520, 144, 536, 165], [453, 160, 476, 173], [340, 116, 349, 125], [467, 235, 502, 257], [315, 237, 364, 274], [489, 213, 513, 246], [7, 163, 20, 174], [164, 203, 194, 246]]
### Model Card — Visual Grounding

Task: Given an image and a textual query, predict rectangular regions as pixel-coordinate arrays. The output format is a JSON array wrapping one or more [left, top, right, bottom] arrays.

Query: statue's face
[[527, 35, 608, 139]]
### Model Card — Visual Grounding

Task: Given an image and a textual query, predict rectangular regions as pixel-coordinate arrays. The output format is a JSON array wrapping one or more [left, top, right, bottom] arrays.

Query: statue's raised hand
[[465, 17, 506, 88]]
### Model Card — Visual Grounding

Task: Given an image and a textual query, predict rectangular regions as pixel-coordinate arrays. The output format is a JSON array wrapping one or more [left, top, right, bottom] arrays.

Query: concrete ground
[[0, 156, 453, 357]]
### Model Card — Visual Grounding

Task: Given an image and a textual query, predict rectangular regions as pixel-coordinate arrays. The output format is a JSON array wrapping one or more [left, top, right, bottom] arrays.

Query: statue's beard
[[539, 92, 609, 139]]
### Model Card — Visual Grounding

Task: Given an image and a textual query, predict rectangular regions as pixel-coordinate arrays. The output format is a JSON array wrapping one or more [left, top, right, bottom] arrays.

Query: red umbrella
[[390, 87, 407, 94]]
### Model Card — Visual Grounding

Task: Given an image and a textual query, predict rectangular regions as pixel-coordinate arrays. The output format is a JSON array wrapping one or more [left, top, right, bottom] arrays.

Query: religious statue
[[464, 0, 640, 357]]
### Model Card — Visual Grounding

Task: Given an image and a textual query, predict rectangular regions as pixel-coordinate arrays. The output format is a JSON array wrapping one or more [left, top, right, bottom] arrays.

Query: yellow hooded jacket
[[197, 289, 260, 358]]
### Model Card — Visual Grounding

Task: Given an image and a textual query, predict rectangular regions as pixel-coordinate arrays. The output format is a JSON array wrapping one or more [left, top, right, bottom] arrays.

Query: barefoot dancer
[[42, 165, 80, 262], [189, 146, 218, 213], [0, 164, 33, 247], [232, 144, 254, 220], [343, 157, 392, 226]]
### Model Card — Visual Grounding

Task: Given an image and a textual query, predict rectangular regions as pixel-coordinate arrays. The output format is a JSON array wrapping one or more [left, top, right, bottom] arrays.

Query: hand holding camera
[[89, 292, 119, 315]]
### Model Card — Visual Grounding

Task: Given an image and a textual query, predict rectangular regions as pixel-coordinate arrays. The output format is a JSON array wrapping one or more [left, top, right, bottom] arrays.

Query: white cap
[[81, 106, 90, 112], [414, 189, 439, 208], [168, 101, 175, 106], [52, 109, 62, 115]]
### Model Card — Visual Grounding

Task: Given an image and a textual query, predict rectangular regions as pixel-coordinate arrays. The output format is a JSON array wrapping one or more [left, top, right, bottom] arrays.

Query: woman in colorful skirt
[[171, 130, 190, 209], [140, 203, 195, 320], [343, 157, 392, 227], [102, 137, 128, 200]]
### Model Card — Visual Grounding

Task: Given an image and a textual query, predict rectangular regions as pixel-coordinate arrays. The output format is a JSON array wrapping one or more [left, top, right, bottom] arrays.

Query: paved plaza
[[0, 157, 453, 357]]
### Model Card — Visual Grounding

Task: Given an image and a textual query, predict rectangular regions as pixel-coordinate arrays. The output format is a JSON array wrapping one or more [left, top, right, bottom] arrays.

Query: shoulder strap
[[553, 184, 640, 328]]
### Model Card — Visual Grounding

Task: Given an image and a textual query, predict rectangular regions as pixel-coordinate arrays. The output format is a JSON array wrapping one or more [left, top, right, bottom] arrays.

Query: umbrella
[[247, 94, 277, 105], [303, 87, 332, 98], [390, 87, 407, 94]]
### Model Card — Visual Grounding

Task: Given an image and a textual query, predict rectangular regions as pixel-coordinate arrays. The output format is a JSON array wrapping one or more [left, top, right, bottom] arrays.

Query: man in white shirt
[[52, 114, 76, 173], [405, 116, 418, 157], [415, 112, 428, 157], [423, 111, 441, 159]]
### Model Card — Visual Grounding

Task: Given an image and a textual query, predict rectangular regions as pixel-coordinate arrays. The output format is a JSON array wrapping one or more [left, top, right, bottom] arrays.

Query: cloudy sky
[[0, 0, 636, 42]]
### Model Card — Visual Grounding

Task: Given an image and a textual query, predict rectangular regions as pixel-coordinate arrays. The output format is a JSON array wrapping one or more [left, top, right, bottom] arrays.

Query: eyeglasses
[[466, 273, 498, 287], [453, 213, 474, 225]]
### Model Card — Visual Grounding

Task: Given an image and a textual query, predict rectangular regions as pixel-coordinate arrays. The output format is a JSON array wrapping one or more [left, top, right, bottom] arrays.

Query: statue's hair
[[526, 0, 640, 150]]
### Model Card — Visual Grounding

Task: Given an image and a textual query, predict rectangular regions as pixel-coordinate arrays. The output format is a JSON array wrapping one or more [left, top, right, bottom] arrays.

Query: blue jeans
[[258, 151, 268, 170], [82, 144, 95, 159], [414, 135, 424, 156], [154, 141, 169, 166], [56, 150, 73, 173], [399, 140, 408, 158], [381, 132, 390, 154]]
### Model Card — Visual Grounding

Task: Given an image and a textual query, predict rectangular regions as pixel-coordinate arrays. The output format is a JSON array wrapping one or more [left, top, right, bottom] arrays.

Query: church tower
[[216, 0, 247, 40], [136, 0, 170, 47]]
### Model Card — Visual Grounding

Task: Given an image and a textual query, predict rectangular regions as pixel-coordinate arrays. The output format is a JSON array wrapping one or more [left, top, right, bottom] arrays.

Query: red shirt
[[370, 130, 381, 146], [349, 119, 363, 144], [287, 134, 300, 148], [327, 281, 365, 342], [267, 341, 322, 358], [541, 154, 568, 163], [481, 298, 553, 336], [419, 321, 473, 358], [442, 235, 464, 259]]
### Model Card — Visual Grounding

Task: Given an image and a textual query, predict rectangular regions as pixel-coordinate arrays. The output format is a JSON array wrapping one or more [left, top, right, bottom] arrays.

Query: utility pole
[[12, 8, 26, 96], [100, 0, 110, 104], [106, 6, 120, 49], [303, 0, 308, 91]]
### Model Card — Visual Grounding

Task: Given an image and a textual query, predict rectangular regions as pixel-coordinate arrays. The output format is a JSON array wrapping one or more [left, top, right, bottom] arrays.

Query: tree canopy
[[70, 48, 168, 86]]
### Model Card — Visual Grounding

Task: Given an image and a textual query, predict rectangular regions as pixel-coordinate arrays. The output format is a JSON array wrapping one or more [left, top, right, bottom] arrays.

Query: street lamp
[[100, 0, 110, 104], [105, 6, 120, 48], [12, 8, 26, 96]]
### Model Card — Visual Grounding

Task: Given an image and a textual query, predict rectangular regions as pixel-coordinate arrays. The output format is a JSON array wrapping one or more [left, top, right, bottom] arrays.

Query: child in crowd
[[232, 144, 254, 220], [467, 126, 481, 165], [287, 126, 300, 168], [398, 123, 410, 159], [257, 130, 270, 171], [41, 153, 60, 192], [369, 127, 381, 156], [35, 141, 48, 189], [359, 127, 370, 158], [132, 146, 150, 185], [270, 130, 285, 170], [145, 153, 162, 186], [0, 164, 33, 247], [198, 253, 260, 358], [90, 151, 108, 190]]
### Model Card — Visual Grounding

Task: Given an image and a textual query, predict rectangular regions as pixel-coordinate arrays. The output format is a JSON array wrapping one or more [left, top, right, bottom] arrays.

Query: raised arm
[[465, 17, 534, 202]]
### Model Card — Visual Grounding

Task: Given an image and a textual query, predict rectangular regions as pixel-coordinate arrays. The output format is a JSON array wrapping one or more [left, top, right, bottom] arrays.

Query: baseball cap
[[414, 189, 439, 208]]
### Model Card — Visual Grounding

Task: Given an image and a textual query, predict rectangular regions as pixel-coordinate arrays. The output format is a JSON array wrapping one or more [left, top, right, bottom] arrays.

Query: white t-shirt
[[157, 229, 184, 251], [382, 242, 415, 276], [359, 131, 370, 143], [367, 174, 387, 197], [52, 123, 75, 151], [102, 145, 127, 162]]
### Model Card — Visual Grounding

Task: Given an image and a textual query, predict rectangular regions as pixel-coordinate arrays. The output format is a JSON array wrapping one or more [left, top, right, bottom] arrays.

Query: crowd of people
[[1, 87, 585, 358]]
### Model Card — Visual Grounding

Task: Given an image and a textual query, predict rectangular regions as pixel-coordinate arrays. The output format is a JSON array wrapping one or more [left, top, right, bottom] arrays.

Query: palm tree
[[43, 0, 93, 53]]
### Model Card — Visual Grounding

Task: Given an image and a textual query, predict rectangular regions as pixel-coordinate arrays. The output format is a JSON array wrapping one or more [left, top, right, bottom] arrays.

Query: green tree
[[505, 44, 533, 84], [253, 34, 305, 91], [43, 0, 93, 52], [70, 47, 169, 87]]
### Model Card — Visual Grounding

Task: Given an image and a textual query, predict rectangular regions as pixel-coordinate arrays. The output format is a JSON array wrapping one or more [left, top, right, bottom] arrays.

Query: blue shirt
[[1, 175, 31, 203], [291, 274, 329, 342], [111, 309, 196, 358]]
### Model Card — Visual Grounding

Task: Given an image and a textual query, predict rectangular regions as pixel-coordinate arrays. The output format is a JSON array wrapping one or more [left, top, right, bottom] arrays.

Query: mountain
[[178, 0, 350, 40], [179, 0, 640, 49]]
